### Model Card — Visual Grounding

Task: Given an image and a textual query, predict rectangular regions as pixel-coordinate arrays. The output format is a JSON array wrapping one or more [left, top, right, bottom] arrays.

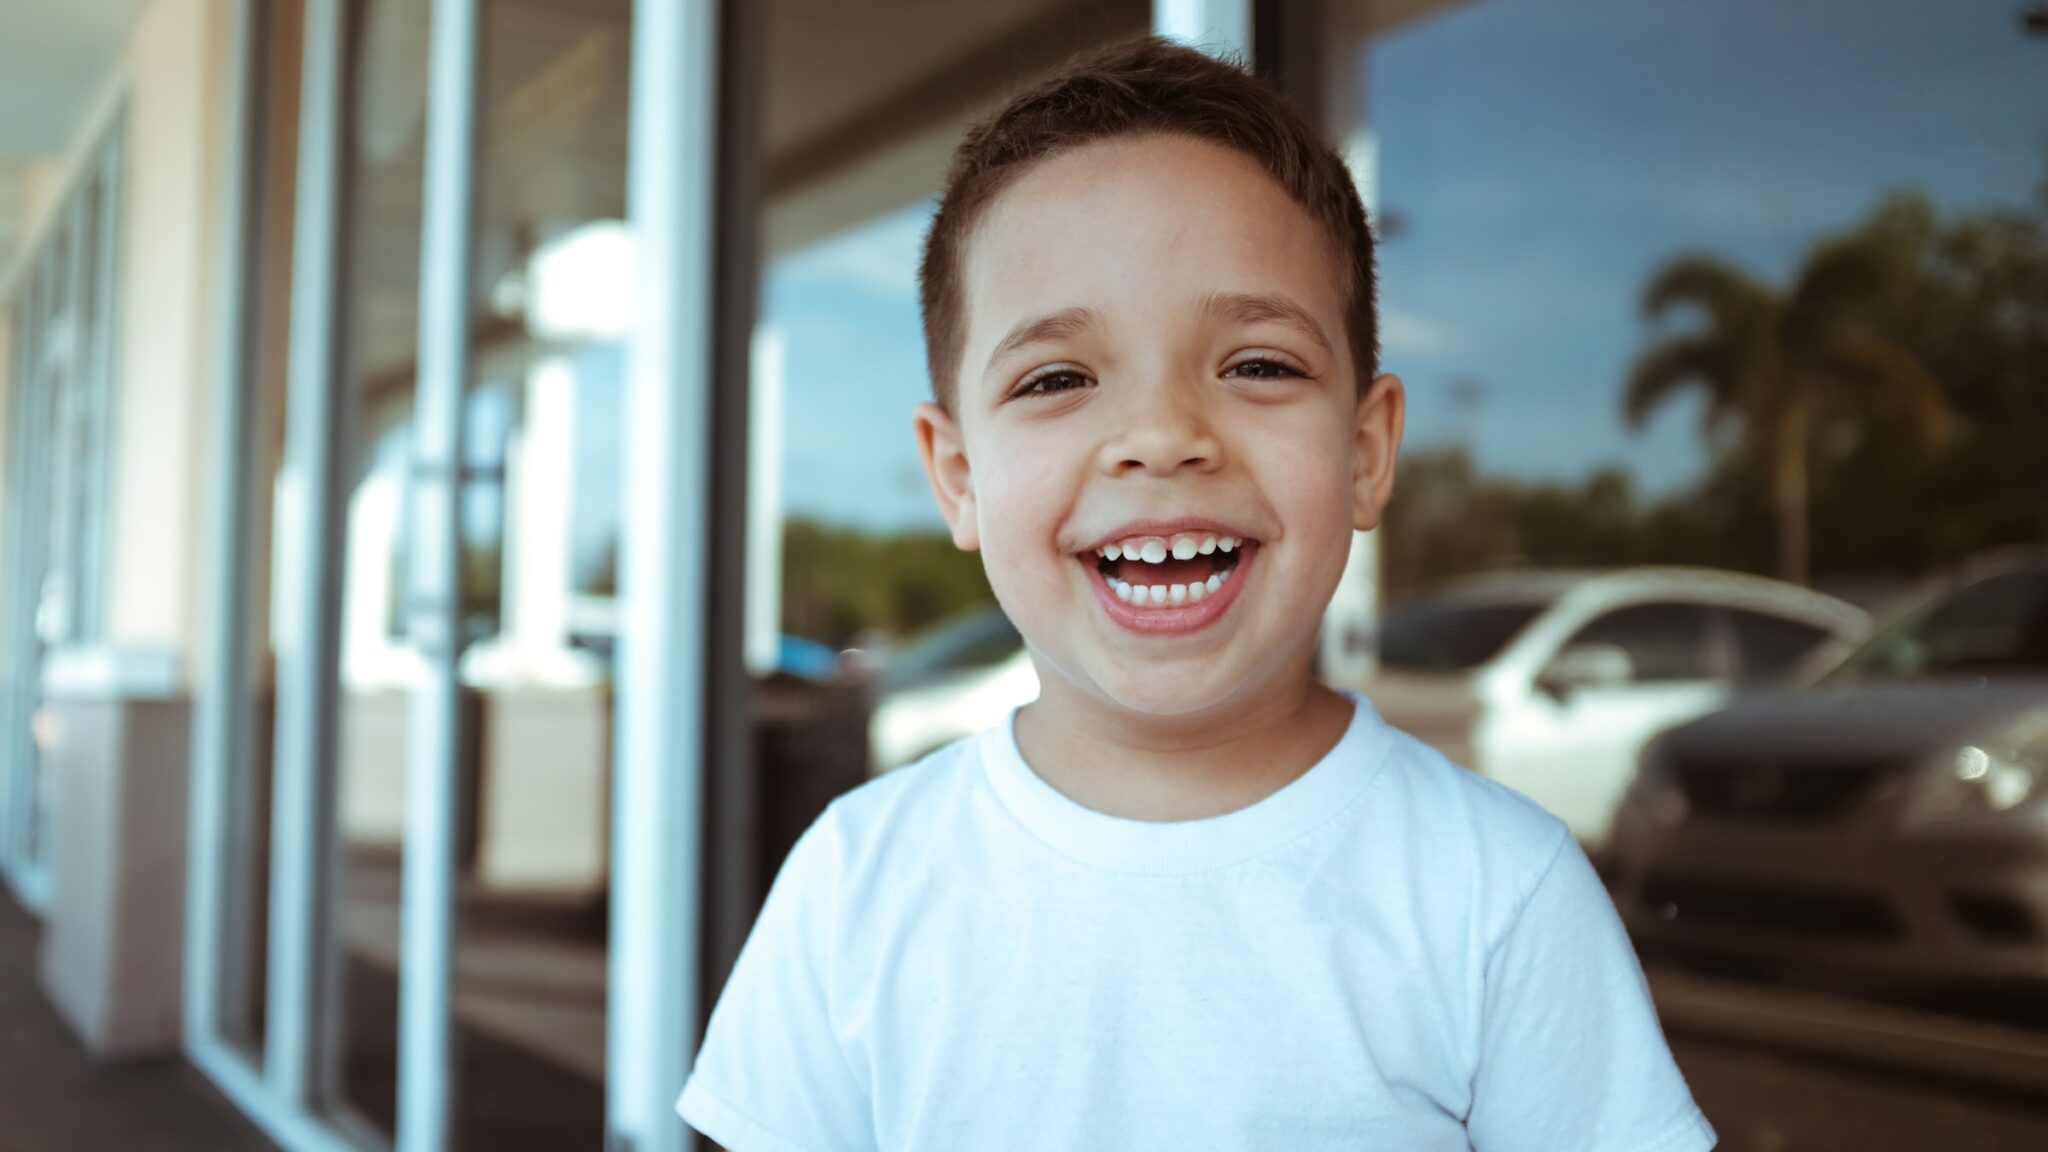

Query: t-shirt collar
[[978, 690, 1392, 875]]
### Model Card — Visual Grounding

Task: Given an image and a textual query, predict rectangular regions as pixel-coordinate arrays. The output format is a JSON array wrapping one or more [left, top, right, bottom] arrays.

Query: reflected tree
[[1625, 198, 1949, 586]]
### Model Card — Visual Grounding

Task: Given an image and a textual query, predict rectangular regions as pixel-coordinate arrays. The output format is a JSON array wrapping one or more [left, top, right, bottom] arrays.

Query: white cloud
[[1380, 305, 1455, 358]]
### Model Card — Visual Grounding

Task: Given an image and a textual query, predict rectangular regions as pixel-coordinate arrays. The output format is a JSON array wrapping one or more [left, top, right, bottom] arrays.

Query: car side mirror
[[1539, 643, 1634, 701]]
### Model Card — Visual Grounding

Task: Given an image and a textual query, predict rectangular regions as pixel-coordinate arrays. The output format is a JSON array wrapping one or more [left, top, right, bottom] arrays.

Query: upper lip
[[1077, 517, 1261, 553]]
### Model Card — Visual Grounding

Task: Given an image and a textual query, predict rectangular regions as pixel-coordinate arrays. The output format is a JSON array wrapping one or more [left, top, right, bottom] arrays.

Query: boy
[[681, 38, 1714, 1152]]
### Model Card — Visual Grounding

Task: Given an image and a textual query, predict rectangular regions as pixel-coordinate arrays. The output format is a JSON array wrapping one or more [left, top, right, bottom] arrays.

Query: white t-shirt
[[680, 694, 1715, 1152]]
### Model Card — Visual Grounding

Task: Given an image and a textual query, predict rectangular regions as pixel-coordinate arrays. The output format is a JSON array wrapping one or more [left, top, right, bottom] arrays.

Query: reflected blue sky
[[764, 0, 2045, 532]]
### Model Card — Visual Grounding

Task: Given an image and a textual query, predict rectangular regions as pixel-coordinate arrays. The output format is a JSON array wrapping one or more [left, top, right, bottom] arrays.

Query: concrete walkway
[[0, 888, 274, 1152]]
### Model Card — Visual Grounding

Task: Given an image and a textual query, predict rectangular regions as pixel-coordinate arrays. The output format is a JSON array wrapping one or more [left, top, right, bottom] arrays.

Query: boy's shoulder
[[792, 729, 993, 872], [1373, 716, 1570, 868], [1351, 708, 1580, 938], [835, 729, 987, 823]]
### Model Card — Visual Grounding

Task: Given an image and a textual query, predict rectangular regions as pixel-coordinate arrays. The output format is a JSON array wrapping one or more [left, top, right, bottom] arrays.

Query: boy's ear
[[1350, 373, 1406, 532], [914, 401, 980, 551]]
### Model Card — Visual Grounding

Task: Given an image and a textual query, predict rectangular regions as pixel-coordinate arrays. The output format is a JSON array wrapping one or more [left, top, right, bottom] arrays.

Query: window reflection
[[1369, 5, 2048, 1141]]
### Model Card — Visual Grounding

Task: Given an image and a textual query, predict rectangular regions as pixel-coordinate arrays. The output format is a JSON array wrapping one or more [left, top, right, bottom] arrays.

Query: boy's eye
[[1223, 357, 1305, 380], [1017, 369, 1093, 397]]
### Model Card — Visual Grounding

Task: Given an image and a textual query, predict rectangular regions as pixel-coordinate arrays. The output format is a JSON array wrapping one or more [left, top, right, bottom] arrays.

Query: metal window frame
[[182, 1, 357, 1147], [0, 292, 40, 903], [0, 96, 126, 910], [263, 0, 355, 1123], [607, 0, 765, 1147], [76, 128, 125, 646], [191, 3, 487, 1149], [187, 0, 273, 1075], [394, 1, 481, 1148]]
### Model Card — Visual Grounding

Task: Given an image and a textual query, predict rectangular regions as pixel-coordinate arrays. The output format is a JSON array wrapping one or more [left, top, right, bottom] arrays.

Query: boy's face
[[916, 134, 1403, 722]]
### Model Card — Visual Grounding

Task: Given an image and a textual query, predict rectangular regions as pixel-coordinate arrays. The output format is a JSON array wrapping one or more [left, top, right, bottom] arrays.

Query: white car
[[1366, 568, 1869, 852]]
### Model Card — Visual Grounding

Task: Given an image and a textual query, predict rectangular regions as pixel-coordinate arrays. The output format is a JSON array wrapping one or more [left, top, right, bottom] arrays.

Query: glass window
[[0, 114, 121, 899], [1835, 570, 2048, 680], [1728, 609, 1831, 683], [1377, 597, 1549, 672], [1556, 602, 1715, 683], [884, 608, 1022, 690]]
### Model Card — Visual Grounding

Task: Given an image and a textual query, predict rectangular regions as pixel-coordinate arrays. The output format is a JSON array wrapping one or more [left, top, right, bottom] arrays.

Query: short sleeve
[[679, 815, 875, 1152], [1466, 834, 1717, 1152]]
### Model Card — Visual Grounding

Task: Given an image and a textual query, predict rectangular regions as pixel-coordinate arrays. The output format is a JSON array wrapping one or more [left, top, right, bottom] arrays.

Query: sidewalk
[[0, 888, 274, 1152]]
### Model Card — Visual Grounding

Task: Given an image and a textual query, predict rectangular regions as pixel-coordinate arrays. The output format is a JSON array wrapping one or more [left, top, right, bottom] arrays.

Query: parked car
[[868, 608, 1036, 772], [1367, 568, 1868, 852], [1611, 550, 2048, 986]]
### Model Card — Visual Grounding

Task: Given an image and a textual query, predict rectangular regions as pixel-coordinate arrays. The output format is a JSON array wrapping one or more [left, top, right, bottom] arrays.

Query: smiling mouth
[[1084, 530, 1250, 607]]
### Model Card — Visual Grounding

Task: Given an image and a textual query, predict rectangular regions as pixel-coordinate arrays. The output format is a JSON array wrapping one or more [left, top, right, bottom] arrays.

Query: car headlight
[[1924, 710, 2048, 820]]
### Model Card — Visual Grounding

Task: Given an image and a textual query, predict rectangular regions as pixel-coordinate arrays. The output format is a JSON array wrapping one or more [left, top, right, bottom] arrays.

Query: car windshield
[[884, 609, 1022, 689], [1378, 596, 1551, 673], [1826, 568, 2048, 682]]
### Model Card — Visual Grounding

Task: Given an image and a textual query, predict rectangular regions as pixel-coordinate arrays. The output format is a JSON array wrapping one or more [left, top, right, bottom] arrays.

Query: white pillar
[[396, 0, 480, 1144], [609, 1, 720, 1147], [266, 0, 351, 1111]]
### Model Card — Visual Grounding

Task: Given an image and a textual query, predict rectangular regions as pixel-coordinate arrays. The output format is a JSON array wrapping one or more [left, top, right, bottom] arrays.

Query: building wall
[[104, 0, 234, 673]]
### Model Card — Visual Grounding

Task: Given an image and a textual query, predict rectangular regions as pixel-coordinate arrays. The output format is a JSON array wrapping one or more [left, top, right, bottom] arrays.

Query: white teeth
[[1106, 569, 1233, 608], [1104, 534, 1245, 564]]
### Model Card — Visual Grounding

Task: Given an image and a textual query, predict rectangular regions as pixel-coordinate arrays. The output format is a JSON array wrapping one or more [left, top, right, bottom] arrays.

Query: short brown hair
[[917, 36, 1378, 409]]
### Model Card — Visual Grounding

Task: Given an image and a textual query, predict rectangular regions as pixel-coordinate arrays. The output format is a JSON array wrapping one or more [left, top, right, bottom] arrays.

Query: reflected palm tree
[[1625, 201, 1949, 585]]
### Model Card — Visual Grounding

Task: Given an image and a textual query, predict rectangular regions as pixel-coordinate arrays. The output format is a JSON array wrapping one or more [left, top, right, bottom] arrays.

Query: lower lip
[[1087, 544, 1256, 635]]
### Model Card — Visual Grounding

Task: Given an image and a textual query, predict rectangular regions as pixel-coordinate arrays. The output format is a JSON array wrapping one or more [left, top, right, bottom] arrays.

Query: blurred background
[[0, 1, 2044, 1150]]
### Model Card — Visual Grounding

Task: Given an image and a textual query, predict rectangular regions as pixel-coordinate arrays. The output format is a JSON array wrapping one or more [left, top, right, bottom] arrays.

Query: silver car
[[1368, 568, 1868, 852], [1613, 551, 2048, 986]]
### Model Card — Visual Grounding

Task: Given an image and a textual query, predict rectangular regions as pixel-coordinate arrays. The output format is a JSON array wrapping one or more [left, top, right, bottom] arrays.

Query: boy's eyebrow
[[1200, 291, 1333, 357], [985, 306, 1105, 372]]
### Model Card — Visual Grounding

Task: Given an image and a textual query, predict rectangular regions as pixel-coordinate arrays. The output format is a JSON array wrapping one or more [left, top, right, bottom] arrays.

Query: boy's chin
[[1079, 661, 1261, 722]]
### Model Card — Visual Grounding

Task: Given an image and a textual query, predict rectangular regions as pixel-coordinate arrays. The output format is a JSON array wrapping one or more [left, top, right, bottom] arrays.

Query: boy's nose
[[1097, 389, 1224, 477]]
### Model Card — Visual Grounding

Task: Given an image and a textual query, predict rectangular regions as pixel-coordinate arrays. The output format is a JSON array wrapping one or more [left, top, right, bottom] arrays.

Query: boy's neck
[[1012, 667, 1354, 823]]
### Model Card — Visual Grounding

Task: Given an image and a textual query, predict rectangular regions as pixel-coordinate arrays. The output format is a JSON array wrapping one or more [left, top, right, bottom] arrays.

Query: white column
[[266, 0, 350, 1111], [397, 0, 480, 1146], [609, 0, 720, 1148]]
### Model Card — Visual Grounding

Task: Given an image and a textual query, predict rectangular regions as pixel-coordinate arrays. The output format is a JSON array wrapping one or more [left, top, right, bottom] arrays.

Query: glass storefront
[[1366, 2, 2048, 1144], [0, 116, 121, 910]]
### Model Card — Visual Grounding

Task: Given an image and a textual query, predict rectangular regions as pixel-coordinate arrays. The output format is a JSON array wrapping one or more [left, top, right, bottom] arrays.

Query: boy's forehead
[[956, 135, 1349, 377]]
